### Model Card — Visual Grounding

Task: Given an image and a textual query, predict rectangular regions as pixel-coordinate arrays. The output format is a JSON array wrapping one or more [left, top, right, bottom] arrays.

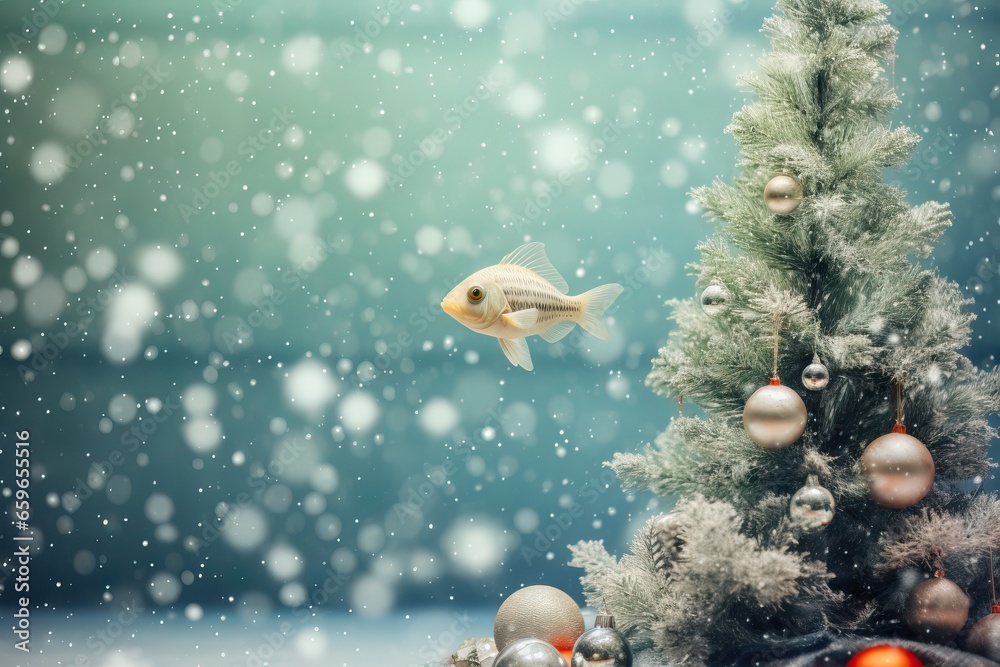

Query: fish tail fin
[[577, 283, 624, 340]]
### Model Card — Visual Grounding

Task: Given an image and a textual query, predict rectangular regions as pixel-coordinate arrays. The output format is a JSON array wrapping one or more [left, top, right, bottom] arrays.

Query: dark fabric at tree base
[[631, 633, 1000, 666]]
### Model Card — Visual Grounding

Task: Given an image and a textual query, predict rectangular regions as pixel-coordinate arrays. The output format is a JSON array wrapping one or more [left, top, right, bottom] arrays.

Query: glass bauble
[[904, 574, 969, 642], [789, 474, 835, 529], [700, 282, 729, 316], [764, 174, 803, 214], [495, 638, 566, 667], [742, 381, 807, 449], [801, 361, 830, 391], [859, 429, 934, 509]]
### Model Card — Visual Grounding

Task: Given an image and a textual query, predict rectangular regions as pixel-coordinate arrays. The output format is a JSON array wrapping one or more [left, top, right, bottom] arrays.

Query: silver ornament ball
[[495, 638, 566, 667], [859, 430, 935, 509], [571, 626, 632, 667], [742, 382, 807, 449], [764, 175, 804, 215], [789, 475, 835, 529], [801, 361, 830, 391], [966, 611, 1000, 662], [700, 283, 729, 316], [904, 574, 970, 641]]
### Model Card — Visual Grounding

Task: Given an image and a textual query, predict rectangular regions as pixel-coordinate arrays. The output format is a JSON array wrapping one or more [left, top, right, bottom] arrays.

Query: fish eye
[[467, 286, 484, 302]]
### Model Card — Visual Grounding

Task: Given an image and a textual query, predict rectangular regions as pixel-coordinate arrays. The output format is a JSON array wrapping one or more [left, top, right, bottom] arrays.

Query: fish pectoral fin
[[499, 242, 569, 294], [501, 308, 538, 331], [499, 337, 533, 371], [539, 320, 575, 343]]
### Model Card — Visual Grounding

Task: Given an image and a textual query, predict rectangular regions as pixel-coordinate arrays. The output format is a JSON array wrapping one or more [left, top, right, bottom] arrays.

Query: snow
[[1, 55, 33, 93], [148, 572, 182, 605], [283, 359, 338, 420], [265, 543, 305, 581], [419, 397, 461, 437], [221, 505, 269, 551], [38, 24, 68, 55], [343, 158, 386, 199], [415, 225, 445, 255], [136, 245, 183, 287], [338, 391, 380, 432], [144, 492, 175, 523]]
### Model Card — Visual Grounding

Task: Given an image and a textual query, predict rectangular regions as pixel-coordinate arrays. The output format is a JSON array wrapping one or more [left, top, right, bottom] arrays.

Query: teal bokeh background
[[0, 0, 997, 663]]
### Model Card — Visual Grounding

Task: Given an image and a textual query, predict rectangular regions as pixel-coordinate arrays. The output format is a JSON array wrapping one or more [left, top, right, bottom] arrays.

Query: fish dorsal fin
[[500, 242, 569, 294], [502, 308, 538, 330], [499, 337, 533, 371]]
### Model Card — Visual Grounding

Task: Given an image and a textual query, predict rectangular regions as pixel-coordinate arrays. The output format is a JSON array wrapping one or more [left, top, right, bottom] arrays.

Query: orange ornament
[[846, 645, 924, 667]]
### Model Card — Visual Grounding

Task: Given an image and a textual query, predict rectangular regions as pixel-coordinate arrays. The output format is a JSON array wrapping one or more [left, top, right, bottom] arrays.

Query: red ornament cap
[[892, 423, 907, 434], [933, 569, 945, 578], [992, 603, 1000, 614], [846, 645, 924, 667], [769, 377, 781, 386]]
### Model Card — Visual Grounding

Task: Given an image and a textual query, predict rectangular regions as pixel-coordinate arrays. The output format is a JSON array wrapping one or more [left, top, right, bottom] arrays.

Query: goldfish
[[441, 242, 624, 371]]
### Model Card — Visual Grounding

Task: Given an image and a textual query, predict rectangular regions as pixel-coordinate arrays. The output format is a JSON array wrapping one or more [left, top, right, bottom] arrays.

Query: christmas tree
[[569, 1, 1000, 665]]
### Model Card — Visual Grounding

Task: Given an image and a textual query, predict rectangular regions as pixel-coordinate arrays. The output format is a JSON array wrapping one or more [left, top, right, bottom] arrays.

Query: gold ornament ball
[[859, 431, 934, 509], [904, 576, 970, 641], [742, 382, 807, 449], [966, 611, 1000, 662], [494, 585, 585, 654], [764, 175, 804, 215]]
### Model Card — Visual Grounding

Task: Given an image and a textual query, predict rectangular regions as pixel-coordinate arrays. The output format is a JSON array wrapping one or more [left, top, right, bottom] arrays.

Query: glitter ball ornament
[[495, 638, 566, 667], [700, 282, 729, 316], [801, 360, 830, 391], [789, 474, 835, 529], [966, 606, 1000, 662], [742, 379, 807, 449], [846, 645, 924, 667], [859, 425, 935, 509], [650, 512, 686, 574], [571, 613, 632, 667], [905, 572, 970, 641], [494, 585, 585, 654], [764, 174, 804, 215]]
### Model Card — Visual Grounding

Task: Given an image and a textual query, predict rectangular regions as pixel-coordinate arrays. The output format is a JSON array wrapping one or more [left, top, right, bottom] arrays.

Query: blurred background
[[0, 0, 997, 664]]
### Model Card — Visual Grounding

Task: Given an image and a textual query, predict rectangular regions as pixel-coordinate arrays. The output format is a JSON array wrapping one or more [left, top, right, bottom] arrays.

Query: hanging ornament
[[800, 355, 830, 391], [494, 585, 584, 655], [966, 549, 1000, 661], [764, 174, 804, 215], [570, 612, 633, 667], [650, 513, 686, 575], [494, 638, 566, 667], [905, 570, 970, 642], [789, 474, 835, 529], [967, 608, 1000, 662], [700, 282, 729, 316], [743, 312, 807, 448], [859, 379, 934, 509], [846, 645, 924, 667]]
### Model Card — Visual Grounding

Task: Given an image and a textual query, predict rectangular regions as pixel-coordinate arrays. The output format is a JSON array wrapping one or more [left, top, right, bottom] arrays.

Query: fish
[[441, 242, 624, 371]]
